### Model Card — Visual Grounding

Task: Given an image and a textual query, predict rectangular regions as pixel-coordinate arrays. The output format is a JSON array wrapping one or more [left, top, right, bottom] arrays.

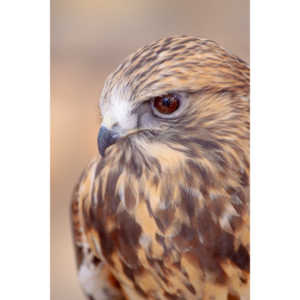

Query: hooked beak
[[97, 126, 120, 157]]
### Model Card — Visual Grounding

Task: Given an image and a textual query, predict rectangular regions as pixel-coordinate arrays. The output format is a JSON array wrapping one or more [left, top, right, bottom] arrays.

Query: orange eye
[[153, 94, 180, 114]]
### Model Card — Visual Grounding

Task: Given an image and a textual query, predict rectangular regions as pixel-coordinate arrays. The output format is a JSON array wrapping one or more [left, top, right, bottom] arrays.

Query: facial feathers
[[71, 36, 250, 300]]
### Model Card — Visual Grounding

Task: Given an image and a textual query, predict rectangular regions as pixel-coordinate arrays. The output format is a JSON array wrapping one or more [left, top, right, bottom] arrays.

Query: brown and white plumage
[[71, 36, 250, 300]]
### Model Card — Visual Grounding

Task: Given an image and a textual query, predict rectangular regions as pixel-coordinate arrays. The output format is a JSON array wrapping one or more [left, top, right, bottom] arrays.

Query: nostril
[[111, 122, 118, 130]]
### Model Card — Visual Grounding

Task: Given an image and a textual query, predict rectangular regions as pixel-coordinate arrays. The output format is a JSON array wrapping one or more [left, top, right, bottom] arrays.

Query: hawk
[[71, 36, 250, 300]]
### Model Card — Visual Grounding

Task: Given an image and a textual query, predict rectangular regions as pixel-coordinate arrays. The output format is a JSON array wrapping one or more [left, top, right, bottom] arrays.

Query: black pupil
[[162, 97, 171, 106]]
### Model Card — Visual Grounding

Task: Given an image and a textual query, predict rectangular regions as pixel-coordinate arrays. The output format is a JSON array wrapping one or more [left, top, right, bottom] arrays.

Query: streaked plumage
[[71, 36, 250, 300]]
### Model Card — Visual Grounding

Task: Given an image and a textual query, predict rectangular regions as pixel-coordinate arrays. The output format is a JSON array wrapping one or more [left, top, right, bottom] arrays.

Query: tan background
[[51, 1, 249, 299]]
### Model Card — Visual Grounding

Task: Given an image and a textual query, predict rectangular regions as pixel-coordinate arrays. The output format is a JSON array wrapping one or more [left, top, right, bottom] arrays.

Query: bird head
[[97, 36, 249, 180]]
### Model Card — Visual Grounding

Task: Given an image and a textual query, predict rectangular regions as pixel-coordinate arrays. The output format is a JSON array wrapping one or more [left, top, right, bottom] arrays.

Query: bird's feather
[[71, 36, 250, 300]]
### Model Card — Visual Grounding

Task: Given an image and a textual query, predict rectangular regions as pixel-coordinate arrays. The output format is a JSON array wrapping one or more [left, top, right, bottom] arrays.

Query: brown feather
[[71, 36, 249, 300]]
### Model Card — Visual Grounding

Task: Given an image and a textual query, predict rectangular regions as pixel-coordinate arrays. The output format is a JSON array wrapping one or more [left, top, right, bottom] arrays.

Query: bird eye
[[152, 94, 180, 115]]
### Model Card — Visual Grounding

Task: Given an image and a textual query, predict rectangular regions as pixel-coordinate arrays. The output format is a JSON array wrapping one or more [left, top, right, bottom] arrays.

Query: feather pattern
[[71, 36, 249, 300]]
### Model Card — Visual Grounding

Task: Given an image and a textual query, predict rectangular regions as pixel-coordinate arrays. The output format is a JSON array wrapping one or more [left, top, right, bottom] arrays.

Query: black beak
[[97, 126, 119, 157]]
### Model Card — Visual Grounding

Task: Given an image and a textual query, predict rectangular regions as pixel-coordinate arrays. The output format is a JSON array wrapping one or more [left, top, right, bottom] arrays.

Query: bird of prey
[[71, 36, 250, 300]]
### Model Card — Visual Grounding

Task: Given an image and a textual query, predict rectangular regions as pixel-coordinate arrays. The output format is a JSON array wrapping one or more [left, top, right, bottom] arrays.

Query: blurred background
[[51, 1, 249, 299]]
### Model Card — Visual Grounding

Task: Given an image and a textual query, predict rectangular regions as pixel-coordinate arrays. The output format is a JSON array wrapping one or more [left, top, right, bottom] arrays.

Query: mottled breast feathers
[[71, 36, 250, 300]]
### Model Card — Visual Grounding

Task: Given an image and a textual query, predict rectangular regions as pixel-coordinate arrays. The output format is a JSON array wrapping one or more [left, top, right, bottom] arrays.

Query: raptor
[[71, 36, 250, 300]]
